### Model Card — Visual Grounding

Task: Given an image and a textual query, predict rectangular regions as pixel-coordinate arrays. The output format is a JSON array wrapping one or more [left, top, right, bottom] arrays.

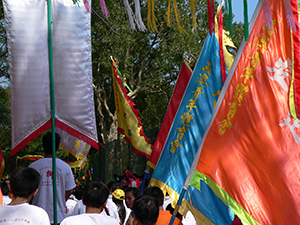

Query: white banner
[[3, 0, 98, 155]]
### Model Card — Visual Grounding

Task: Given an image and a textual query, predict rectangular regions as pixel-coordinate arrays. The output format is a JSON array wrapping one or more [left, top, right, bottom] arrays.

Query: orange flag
[[111, 59, 153, 157], [189, 0, 300, 224]]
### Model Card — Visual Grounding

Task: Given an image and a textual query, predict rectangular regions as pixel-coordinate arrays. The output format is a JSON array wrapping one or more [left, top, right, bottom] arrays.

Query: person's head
[[143, 186, 164, 207], [9, 167, 40, 199], [111, 182, 123, 192], [82, 181, 109, 208], [42, 132, 61, 154], [73, 185, 84, 200], [133, 195, 159, 225], [1, 182, 10, 196], [112, 189, 126, 223], [125, 187, 139, 209]]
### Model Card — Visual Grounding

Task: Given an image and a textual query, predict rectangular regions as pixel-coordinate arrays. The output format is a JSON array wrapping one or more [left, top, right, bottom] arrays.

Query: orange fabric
[[196, 0, 300, 224], [0, 189, 3, 205], [155, 210, 183, 225]]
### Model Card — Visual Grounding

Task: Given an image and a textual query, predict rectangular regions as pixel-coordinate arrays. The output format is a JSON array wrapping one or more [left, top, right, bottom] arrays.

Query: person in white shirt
[[1, 182, 12, 205], [29, 132, 76, 224], [0, 167, 50, 225], [61, 181, 119, 225]]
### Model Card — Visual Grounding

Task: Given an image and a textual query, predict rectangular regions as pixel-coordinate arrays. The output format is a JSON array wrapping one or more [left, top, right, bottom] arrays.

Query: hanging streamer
[[262, 0, 273, 30], [99, 0, 109, 19], [135, 0, 147, 31], [167, 0, 184, 33], [83, 0, 91, 12], [147, 0, 158, 32], [123, 0, 136, 31], [190, 0, 196, 29], [243, 0, 249, 42], [207, 0, 214, 35], [284, 0, 296, 32]]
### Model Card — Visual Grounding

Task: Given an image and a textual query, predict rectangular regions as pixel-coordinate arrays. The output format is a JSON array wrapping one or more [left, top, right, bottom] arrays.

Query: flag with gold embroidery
[[188, 0, 300, 224], [150, 32, 233, 225], [111, 59, 153, 157]]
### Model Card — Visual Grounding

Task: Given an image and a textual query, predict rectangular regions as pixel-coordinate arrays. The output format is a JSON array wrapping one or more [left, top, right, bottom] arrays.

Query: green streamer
[[228, 0, 232, 37], [243, 0, 249, 42]]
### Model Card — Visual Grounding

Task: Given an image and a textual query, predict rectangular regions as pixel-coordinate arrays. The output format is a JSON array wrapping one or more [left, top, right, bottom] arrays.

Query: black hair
[[10, 167, 40, 198], [111, 182, 123, 192], [0, 182, 9, 195], [143, 186, 164, 206], [133, 195, 159, 225], [82, 181, 109, 208], [125, 187, 139, 198], [43, 132, 61, 154], [73, 185, 84, 200], [112, 196, 126, 224]]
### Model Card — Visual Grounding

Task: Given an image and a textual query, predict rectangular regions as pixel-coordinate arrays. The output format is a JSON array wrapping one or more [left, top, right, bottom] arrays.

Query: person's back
[[143, 187, 183, 225], [29, 132, 76, 224], [0, 167, 50, 225], [61, 181, 119, 225]]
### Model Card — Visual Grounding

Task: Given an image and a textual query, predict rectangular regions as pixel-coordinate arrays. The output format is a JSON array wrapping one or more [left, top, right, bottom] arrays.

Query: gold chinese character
[[249, 52, 261, 68], [218, 118, 233, 135], [181, 112, 194, 127], [241, 67, 254, 84], [196, 74, 207, 86], [170, 140, 182, 153], [186, 99, 197, 112], [202, 62, 212, 74], [192, 86, 204, 99], [177, 126, 188, 140], [233, 83, 249, 101]]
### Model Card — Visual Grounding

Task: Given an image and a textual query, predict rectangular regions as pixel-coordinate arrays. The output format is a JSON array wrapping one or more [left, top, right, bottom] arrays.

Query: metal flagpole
[[47, 0, 58, 224]]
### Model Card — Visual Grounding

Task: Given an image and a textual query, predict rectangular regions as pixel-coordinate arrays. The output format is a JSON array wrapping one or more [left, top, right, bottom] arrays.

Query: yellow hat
[[113, 189, 125, 200]]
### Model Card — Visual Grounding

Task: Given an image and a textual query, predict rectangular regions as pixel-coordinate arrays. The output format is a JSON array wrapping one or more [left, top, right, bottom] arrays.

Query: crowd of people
[[0, 132, 202, 225]]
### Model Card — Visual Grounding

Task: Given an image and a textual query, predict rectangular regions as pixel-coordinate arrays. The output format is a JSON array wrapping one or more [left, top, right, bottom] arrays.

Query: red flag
[[111, 58, 153, 157], [147, 61, 192, 169]]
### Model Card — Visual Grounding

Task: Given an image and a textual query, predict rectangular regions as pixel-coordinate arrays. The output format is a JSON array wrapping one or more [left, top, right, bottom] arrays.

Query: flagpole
[[47, 1, 58, 224]]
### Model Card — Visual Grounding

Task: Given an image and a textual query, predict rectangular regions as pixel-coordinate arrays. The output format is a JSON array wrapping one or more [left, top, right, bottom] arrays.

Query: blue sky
[[216, 0, 260, 22]]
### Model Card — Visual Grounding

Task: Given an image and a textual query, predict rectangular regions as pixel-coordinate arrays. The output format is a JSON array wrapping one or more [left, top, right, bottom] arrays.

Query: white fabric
[[2, 196, 12, 205], [0, 203, 50, 225], [29, 158, 76, 223], [163, 196, 171, 210], [3, 0, 98, 152], [72, 199, 120, 223], [66, 199, 77, 217], [182, 211, 197, 225], [61, 213, 119, 225], [72, 200, 86, 216]]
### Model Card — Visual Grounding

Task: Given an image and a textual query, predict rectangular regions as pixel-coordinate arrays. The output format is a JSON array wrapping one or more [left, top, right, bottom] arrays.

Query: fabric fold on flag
[[111, 59, 153, 158], [3, 0, 98, 156]]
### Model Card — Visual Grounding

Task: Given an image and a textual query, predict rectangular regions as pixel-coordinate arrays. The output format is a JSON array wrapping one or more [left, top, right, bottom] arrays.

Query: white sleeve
[[65, 165, 76, 191]]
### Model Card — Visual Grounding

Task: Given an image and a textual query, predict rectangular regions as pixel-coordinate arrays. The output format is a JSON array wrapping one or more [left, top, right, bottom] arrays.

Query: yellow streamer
[[173, 0, 184, 33], [147, 0, 158, 32], [190, 0, 196, 29]]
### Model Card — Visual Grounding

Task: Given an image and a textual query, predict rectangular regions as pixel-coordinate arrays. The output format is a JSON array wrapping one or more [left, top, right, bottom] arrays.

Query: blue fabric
[[151, 33, 233, 225]]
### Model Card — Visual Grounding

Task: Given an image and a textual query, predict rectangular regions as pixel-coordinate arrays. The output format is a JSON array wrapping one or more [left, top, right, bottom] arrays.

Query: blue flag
[[150, 33, 233, 225]]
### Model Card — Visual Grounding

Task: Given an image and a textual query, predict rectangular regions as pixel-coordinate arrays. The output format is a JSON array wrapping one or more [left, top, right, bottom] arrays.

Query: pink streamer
[[262, 0, 273, 30], [83, 0, 91, 13], [99, 0, 109, 19], [283, 0, 296, 32]]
